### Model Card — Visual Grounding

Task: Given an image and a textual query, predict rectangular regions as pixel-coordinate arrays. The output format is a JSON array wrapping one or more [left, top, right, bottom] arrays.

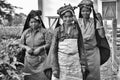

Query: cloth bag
[[95, 25, 110, 65]]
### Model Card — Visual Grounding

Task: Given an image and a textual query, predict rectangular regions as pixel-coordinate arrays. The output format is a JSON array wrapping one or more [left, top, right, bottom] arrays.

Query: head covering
[[96, 13, 102, 20], [96, 13, 103, 26], [57, 4, 75, 17], [22, 10, 45, 32], [78, 0, 97, 19], [55, 4, 75, 28], [78, 0, 93, 8]]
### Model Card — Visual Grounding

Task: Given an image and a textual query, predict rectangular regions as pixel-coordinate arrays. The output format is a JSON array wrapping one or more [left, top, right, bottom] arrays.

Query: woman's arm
[[44, 30, 53, 50], [33, 44, 48, 56], [97, 28, 105, 38], [49, 28, 60, 78], [96, 20, 105, 38], [33, 30, 53, 56], [75, 22, 88, 70], [19, 43, 31, 50], [19, 29, 33, 54]]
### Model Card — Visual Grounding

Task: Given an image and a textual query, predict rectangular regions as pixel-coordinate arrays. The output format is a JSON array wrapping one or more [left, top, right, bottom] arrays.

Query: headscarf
[[78, 0, 93, 8], [57, 4, 75, 18], [22, 10, 45, 32], [78, 0, 97, 19], [55, 4, 75, 28]]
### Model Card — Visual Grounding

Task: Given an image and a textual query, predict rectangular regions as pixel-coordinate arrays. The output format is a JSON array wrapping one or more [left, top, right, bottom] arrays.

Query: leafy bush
[[0, 38, 25, 80]]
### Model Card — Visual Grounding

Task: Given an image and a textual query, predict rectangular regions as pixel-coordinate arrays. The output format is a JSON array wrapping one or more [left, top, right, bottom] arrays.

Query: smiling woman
[[7, 0, 38, 15]]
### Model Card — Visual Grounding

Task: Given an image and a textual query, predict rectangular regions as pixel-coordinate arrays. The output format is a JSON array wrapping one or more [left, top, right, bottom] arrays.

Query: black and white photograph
[[0, 0, 120, 80]]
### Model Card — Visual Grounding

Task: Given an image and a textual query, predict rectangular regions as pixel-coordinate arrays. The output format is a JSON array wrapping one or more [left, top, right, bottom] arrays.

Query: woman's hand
[[73, 14, 78, 22], [53, 70, 59, 79], [33, 47, 41, 55], [81, 65, 86, 73], [33, 47, 44, 56]]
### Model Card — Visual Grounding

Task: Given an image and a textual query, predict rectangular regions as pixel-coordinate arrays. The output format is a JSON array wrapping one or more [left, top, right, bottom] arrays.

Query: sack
[[95, 30, 110, 65], [44, 68, 52, 80]]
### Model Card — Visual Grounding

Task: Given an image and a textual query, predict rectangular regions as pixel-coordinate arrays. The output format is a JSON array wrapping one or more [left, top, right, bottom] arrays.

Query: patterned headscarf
[[55, 4, 75, 28], [57, 4, 75, 17]]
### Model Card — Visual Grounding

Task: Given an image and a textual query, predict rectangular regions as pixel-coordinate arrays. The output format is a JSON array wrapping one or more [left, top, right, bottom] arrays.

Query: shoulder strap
[[74, 21, 84, 58], [94, 18, 97, 30]]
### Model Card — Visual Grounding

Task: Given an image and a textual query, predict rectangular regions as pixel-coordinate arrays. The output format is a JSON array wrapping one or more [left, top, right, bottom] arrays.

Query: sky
[[7, 0, 38, 15]]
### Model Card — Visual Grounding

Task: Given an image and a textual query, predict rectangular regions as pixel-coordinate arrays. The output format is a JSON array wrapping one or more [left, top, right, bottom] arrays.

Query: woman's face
[[81, 7, 91, 19], [62, 11, 73, 24], [29, 18, 39, 29]]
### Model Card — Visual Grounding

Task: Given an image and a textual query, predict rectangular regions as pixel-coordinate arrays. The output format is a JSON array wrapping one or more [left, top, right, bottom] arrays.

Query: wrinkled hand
[[53, 70, 59, 79]]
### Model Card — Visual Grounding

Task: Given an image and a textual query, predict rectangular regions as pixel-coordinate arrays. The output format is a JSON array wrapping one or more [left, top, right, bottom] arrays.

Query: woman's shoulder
[[89, 18, 94, 23], [54, 27, 61, 33], [22, 28, 31, 35], [41, 28, 47, 32], [78, 18, 83, 24], [89, 18, 94, 21]]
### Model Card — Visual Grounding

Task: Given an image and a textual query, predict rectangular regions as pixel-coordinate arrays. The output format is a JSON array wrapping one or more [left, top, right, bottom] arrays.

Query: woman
[[18, 10, 52, 80], [48, 4, 88, 80], [77, 0, 105, 80]]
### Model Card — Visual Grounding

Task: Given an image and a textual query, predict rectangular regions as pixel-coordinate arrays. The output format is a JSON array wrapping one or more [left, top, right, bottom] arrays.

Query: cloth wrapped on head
[[28, 10, 42, 21], [78, 0, 97, 18], [78, 0, 93, 9], [23, 10, 45, 32], [57, 4, 75, 17]]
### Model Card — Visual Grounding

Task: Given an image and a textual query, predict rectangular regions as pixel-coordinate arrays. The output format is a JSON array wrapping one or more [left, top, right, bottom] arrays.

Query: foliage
[[0, 0, 13, 17], [0, 0, 22, 17], [12, 13, 27, 26], [0, 0, 23, 26], [0, 38, 26, 80]]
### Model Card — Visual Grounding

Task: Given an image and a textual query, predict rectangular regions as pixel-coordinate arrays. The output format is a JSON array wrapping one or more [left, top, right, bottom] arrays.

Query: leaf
[[0, 73, 4, 78], [10, 63, 16, 70]]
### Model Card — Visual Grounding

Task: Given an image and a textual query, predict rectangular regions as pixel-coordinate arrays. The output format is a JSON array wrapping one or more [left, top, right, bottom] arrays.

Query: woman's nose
[[83, 12, 87, 15], [32, 22, 36, 25], [66, 17, 70, 20]]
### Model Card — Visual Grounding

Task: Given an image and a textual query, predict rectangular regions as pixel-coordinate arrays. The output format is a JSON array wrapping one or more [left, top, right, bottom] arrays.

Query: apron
[[23, 52, 47, 74], [52, 39, 83, 80]]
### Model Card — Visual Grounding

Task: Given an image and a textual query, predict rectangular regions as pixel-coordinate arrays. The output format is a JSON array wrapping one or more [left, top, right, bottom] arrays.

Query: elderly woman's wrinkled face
[[62, 11, 73, 24], [29, 18, 39, 29], [81, 7, 91, 19]]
